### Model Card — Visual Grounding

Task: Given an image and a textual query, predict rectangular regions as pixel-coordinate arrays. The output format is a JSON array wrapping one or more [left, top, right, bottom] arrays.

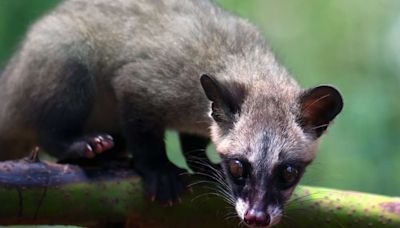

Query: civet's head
[[200, 74, 343, 227]]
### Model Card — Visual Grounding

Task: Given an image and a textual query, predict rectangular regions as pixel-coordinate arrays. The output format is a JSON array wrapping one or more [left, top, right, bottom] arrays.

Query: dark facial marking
[[221, 156, 251, 196], [279, 164, 299, 188], [229, 160, 244, 178], [228, 159, 249, 185], [274, 161, 309, 190], [221, 155, 311, 227]]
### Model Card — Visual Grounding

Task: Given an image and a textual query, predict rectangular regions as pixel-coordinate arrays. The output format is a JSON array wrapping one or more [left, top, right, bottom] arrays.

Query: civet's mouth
[[235, 198, 283, 227]]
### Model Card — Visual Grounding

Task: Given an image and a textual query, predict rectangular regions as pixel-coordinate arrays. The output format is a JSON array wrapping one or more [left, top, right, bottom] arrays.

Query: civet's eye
[[229, 159, 245, 180], [280, 165, 299, 187]]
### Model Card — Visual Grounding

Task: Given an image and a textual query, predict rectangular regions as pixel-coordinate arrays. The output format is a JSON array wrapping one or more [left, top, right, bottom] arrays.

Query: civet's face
[[200, 75, 343, 227]]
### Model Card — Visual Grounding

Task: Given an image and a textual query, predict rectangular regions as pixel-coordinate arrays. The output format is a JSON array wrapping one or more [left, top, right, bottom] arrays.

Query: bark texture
[[0, 157, 399, 227]]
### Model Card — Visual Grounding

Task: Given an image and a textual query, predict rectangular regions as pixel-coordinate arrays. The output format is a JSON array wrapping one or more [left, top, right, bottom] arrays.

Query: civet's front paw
[[137, 161, 188, 205], [68, 134, 114, 158]]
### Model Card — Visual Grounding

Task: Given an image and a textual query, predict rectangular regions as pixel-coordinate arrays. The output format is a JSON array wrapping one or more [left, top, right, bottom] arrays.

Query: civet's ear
[[298, 85, 343, 137], [200, 74, 244, 125]]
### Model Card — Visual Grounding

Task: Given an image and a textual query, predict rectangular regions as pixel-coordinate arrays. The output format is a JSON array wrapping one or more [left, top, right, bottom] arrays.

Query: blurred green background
[[0, 0, 399, 196]]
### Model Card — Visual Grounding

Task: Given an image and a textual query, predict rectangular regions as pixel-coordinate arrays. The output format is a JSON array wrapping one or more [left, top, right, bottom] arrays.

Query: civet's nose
[[244, 208, 270, 227]]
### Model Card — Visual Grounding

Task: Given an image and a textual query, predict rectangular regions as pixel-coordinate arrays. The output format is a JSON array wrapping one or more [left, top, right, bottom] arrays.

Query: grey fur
[[0, 0, 300, 156], [0, 0, 342, 226]]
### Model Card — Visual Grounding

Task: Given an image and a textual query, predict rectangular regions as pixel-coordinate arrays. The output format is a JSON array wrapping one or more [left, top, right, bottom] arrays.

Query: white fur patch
[[235, 198, 249, 219], [235, 197, 283, 228]]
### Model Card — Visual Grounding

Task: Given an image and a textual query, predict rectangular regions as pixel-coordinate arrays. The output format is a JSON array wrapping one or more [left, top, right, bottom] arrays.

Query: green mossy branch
[[0, 157, 399, 227]]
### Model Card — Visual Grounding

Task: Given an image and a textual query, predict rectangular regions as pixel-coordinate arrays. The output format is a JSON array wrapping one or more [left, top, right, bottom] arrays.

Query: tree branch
[[0, 157, 399, 227]]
